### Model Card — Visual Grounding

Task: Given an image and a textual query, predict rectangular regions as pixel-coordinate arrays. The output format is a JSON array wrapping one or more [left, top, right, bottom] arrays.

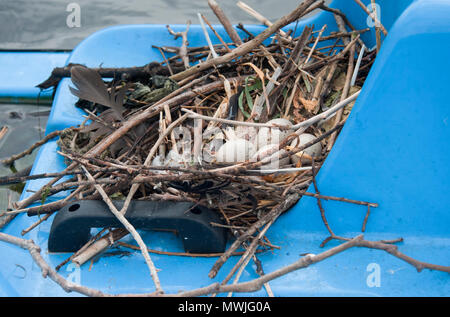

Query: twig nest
[[290, 133, 322, 164], [252, 144, 290, 170], [256, 118, 293, 150], [215, 139, 256, 163]]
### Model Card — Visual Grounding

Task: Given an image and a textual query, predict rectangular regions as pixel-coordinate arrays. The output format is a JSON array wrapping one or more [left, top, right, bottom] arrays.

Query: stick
[[310, 158, 335, 237], [0, 232, 107, 296], [1, 130, 63, 166], [222, 219, 275, 288], [117, 241, 264, 258], [351, 44, 366, 86], [209, 192, 301, 278], [0, 167, 122, 185], [3, 182, 87, 217], [0, 126, 8, 141], [248, 166, 312, 174], [208, 0, 243, 46], [182, 108, 291, 129], [236, 1, 290, 39], [302, 33, 359, 73], [353, 0, 388, 36], [327, 36, 356, 151], [81, 166, 163, 294], [0, 193, 16, 230], [300, 191, 378, 208], [362, 205, 371, 232], [119, 113, 189, 217], [171, 0, 323, 81], [166, 22, 191, 69], [185, 235, 365, 296], [36, 62, 182, 90], [319, 5, 357, 32], [200, 14, 232, 53], [370, 0, 381, 52], [21, 212, 54, 236], [72, 228, 129, 266], [197, 13, 218, 58], [356, 239, 450, 273], [280, 25, 313, 75], [55, 228, 110, 271], [303, 24, 327, 65], [292, 89, 360, 130], [156, 46, 174, 76]]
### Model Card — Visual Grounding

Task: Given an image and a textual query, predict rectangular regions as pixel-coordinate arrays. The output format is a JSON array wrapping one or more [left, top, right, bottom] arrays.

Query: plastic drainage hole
[[68, 204, 80, 212], [190, 207, 202, 215]]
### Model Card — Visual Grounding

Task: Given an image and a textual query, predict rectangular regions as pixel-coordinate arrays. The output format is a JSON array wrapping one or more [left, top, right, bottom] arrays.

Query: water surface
[[0, 0, 310, 50]]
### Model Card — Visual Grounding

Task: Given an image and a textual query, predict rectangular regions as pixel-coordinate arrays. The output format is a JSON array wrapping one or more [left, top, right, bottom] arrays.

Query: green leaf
[[244, 77, 254, 111], [302, 73, 312, 93], [238, 90, 251, 119]]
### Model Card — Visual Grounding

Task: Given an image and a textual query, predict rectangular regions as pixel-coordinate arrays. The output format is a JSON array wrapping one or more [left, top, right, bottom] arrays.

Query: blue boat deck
[[0, 0, 448, 296]]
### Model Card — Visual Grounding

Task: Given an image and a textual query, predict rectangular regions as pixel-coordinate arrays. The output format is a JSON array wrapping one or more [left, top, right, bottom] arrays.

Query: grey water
[[0, 104, 49, 211], [0, 0, 311, 50]]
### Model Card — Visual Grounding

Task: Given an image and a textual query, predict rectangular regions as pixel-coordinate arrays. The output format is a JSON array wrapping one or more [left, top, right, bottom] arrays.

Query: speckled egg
[[252, 144, 290, 169], [256, 118, 293, 150], [290, 133, 322, 164]]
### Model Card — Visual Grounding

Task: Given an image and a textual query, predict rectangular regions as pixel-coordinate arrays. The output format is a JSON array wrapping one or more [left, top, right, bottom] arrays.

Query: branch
[[353, 0, 388, 36], [0, 232, 106, 296], [171, 0, 324, 81], [166, 22, 191, 69], [208, 0, 243, 46], [1, 130, 63, 166], [356, 239, 450, 273], [36, 62, 183, 90], [81, 166, 164, 294]]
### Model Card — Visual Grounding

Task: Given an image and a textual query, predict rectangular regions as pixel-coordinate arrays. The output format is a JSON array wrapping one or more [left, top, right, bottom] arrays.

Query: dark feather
[[79, 121, 103, 133], [69, 66, 126, 120], [99, 108, 123, 123]]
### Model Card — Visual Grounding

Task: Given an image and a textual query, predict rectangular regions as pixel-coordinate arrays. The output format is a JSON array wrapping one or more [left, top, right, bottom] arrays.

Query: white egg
[[151, 155, 164, 167], [215, 139, 256, 163], [290, 133, 322, 164], [256, 118, 293, 150], [150, 155, 167, 174], [252, 144, 290, 169], [164, 149, 186, 167]]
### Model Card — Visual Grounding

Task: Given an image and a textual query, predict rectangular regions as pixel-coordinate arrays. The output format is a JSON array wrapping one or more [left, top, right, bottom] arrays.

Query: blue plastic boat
[[0, 0, 449, 296]]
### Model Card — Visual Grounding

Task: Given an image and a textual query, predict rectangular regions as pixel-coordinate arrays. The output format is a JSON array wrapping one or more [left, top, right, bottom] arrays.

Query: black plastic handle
[[48, 200, 227, 254]]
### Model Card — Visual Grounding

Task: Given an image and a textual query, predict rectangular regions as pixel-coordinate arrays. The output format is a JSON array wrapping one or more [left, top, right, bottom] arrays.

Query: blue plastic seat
[[0, 51, 69, 102], [1, 0, 449, 296]]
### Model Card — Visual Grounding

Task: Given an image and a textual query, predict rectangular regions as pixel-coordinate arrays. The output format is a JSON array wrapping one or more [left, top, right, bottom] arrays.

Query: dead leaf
[[332, 71, 347, 91], [243, 62, 270, 113], [293, 109, 307, 124], [299, 97, 318, 113]]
